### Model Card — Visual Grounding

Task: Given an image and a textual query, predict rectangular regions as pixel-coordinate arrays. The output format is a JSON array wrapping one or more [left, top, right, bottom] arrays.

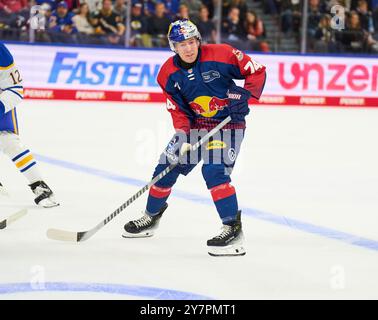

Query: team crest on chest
[[201, 70, 220, 83]]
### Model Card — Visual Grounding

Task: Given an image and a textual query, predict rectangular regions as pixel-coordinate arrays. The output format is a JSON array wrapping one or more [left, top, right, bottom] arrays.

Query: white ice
[[1, 100, 378, 299]]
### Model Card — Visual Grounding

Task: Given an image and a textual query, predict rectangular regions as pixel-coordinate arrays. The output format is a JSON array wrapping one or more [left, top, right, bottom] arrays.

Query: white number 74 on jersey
[[244, 60, 263, 74]]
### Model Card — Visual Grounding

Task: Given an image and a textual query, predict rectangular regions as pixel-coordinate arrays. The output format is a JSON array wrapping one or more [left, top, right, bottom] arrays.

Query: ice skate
[[29, 181, 59, 208], [207, 211, 246, 256], [122, 203, 168, 238]]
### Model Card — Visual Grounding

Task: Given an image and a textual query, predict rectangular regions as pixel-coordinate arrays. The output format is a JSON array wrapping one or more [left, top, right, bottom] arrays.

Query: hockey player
[[122, 19, 266, 256], [0, 43, 59, 208]]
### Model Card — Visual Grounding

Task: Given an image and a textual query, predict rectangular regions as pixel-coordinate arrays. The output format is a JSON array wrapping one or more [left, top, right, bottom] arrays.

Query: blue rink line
[[0, 282, 213, 299], [35, 153, 378, 252]]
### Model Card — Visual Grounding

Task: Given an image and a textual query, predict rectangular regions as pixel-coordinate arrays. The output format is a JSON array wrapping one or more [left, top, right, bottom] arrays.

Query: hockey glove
[[162, 131, 192, 165], [226, 85, 252, 122]]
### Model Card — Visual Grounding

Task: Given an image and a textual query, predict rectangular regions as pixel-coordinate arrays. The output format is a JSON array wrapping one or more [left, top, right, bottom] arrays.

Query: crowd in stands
[[0, 0, 377, 54], [0, 0, 271, 51], [263, 0, 378, 53]]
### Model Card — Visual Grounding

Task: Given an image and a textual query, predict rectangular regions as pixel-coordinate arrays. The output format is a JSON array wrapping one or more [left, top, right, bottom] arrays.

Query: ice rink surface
[[1, 100, 378, 299]]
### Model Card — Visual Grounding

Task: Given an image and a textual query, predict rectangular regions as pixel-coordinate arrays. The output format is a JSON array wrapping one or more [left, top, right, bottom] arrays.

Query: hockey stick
[[47, 116, 232, 242], [0, 209, 27, 230]]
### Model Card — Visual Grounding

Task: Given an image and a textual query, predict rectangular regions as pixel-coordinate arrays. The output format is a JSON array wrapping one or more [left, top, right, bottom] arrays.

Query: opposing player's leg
[[0, 129, 59, 208], [202, 129, 246, 256]]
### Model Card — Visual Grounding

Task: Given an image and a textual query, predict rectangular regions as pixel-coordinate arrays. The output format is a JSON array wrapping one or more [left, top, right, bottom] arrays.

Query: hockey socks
[[146, 185, 172, 215], [11, 149, 40, 182], [0, 132, 42, 184], [210, 183, 239, 223]]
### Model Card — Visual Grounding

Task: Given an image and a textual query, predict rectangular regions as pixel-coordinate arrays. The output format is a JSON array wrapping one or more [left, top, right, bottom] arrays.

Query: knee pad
[[202, 164, 231, 190]]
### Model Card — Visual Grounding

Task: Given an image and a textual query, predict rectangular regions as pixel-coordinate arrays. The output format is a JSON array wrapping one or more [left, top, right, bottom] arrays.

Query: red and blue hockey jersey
[[157, 44, 266, 133]]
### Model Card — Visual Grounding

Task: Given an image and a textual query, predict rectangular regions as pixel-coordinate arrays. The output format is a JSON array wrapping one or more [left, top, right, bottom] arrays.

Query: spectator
[[36, 2, 53, 41], [0, 0, 27, 14], [281, 0, 301, 34], [313, 14, 338, 52], [181, 0, 202, 20], [222, 6, 247, 50], [129, 2, 150, 47], [91, 0, 125, 45], [41, 2, 53, 26], [147, 2, 171, 47], [48, 1, 78, 43], [0, 0, 28, 27], [336, 11, 366, 52], [374, 5, 378, 31], [174, 3, 190, 20], [221, 0, 248, 25], [308, 0, 325, 38], [113, 0, 127, 23], [165, 0, 180, 19], [72, 3, 94, 35], [141, 0, 155, 17], [356, 0, 375, 32], [4, 0, 37, 41], [244, 10, 270, 51], [80, 0, 102, 15], [200, 0, 214, 19], [195, 5, 216, 44]]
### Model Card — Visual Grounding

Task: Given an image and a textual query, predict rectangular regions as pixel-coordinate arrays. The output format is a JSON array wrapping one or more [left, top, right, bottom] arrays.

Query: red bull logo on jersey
[[189, 96, 229, 118]]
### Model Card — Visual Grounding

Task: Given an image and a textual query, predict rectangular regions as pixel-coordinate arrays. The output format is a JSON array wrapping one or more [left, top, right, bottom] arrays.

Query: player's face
[[175, 38, 200, 64]]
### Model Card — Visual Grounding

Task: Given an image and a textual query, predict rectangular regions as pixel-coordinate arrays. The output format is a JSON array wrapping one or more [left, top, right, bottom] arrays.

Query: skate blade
[[208, 244, 246, 257], [122, 230, 155, 238], [38, 198, 60, 208]]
